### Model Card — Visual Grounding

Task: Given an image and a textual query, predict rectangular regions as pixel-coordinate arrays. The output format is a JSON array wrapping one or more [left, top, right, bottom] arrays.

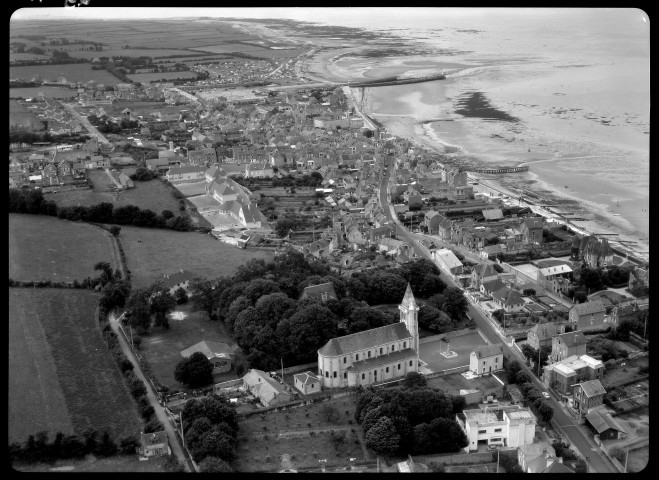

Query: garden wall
[[419, 327, 478, 345], [413, 450, 493, 466]]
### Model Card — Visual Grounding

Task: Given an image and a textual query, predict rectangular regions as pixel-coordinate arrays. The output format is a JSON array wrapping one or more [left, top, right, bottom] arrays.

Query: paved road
[[60, 102, 111, 145], [378, 156, 617, 473], [108, 312, 192, 472]]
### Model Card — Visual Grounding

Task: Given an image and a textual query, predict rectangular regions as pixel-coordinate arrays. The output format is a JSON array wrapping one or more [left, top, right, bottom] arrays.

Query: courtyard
[[418, 331, 489, 374]]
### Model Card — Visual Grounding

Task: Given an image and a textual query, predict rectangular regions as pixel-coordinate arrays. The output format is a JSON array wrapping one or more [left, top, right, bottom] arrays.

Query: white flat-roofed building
[[542, 354, 604, 396], [456, 405, 536, 452]]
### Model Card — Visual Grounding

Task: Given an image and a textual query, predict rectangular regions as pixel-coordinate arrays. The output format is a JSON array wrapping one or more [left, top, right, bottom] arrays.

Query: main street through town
[[378, 156, 617, 473], [60, 102, 112, 146]]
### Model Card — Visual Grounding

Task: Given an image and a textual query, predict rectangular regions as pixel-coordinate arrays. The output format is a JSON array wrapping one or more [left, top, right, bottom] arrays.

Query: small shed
[[585, 410, 627, 441], [293, 371, 321, 396]]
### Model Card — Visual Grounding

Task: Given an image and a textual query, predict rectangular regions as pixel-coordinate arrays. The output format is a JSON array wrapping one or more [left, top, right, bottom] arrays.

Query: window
[[368, 351, 371, 358], [403, 341, 407, 348], [362, 373, 365, 380], [386, 367, 389, 373], [380, 348, 383, 354], [495, 357, 498, 363], [392, 345, 396, 352], [343, 357, 346, 364], [478, 430, 486, 434], [333, 371, 337, 378], [494, 428, 502, 432], [325, 371, 329, 377], [409, 360, 413, 366], [483, 361, 486, 366], [374, 370, 377, 379], [398, 363, 401, 370], [356, 354, 359, 361], [344, 372, 347, 379]]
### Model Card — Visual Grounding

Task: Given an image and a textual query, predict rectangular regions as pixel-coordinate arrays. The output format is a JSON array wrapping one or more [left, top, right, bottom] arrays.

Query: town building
[[568, 301, 606, 329], [317, 284, 419, 389], [551, 330, 587, 362], [518, 443, 570, 473], [527, 322, 565, 350], [165, 165, 206, 184], [161, 269, 198, 296], [519, 217, 544, 245], [469, 343, 504, 375], [492, 287, 525, 313], [293, 371, 321, 396], [584, 410, 627, 441], [456, 405, 536, 452], [138, 431, 171, 457], [180, 340, 234, 374], [471, 263, 499, 290], [433, 248, 464, 276], [542, 354, 604, 396], [242, 369, 292, 407], [572, 379, 606, 417]]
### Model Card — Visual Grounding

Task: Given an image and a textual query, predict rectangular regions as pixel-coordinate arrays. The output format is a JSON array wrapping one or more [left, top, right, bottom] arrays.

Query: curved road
[[108, 312, 192, 472], [378, 156, 617, 473]]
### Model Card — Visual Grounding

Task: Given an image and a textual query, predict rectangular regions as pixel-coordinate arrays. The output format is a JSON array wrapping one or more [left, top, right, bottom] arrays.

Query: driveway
[[108, 311, 192, 472]]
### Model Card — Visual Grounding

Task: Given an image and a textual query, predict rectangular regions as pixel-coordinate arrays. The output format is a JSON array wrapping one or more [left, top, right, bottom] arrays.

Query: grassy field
[[119, 224, 274, 288], [9, 289, 142, 442], [10, 99, 43, 129], [9, 288, 75, 443], [626, 445, 649, 473], [9, 213, 118, 282], [126, 71, 198, 84], [13, 454, 170, 472], [9, 64, 119, 84], [601, 355, 648, 388], [44, 176, 183, 215], [235, 395, 366, 472], [139, 303, 247, 390], [63, 48, 199, 59], [418, 331, 488, 373], [10, 86, 78, 99]]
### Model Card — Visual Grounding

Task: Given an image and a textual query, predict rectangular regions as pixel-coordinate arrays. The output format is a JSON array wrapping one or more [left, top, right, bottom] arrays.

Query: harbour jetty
[[347, 72, 446, 88], [467, 166, 529, 174]]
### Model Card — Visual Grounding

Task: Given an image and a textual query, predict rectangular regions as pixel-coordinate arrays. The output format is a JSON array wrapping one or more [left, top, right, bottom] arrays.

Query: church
[[317, 284, 420, 389]]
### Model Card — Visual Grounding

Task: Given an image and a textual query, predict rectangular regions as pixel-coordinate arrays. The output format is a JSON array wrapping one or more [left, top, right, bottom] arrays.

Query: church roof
[[351, 348, 417, 372], [400, 283, 417, 310], [318, 323, 412, 357]]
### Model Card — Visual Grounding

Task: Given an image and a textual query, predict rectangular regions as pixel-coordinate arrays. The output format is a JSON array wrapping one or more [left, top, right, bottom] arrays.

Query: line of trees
[[505, 360, 553, 422], [355, 373, 468, 456], [9, 189, 194, 232]]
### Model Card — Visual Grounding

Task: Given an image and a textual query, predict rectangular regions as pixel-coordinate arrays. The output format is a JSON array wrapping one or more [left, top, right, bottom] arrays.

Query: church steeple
[[399, 283, 419, 355]]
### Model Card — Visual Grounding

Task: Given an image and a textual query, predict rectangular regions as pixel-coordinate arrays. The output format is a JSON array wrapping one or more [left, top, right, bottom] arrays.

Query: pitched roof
[[167, 165, 205, 175], [300, 282, 338, 301], [542, 461, 574, 473], [180, 340, 234, 360], [539, 264, 573, 276], [162, 269, 198, 289], [530, 322, 558, 341], [318, 322, 412, 357], [140, 431, 168, 447], [351, 348, 417, 372], [578, 379, 606, 398], [482, 208, 503, 220], [473, 263, 498, 278], [556, 331, 587, 347], [571, 301, 605, 316], [435, 248, 463, 270], [243, 369, 289, 403], [522, 217, 544, 229], [482, 278, 506, 293], [293, 371, 320, 386], [493, 288, 524, 306], [473, 343, 504, 358], [586, 410, 627, 434]]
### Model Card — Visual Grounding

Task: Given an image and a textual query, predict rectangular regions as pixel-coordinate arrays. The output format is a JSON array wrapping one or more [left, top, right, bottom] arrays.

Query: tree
[[95, 431, 117, 457], [126, 288, 152, 334], [402, 372, 427, 389], [346, 306, 389, 334], [199, 456, 233, 472], [507, 359, 522, 384], [573, 289, 588, 303], [150, 288, 176, 329], [520, 344, 537, 363], [191, 426, 236, 463], [364, 416, 400, 456], [189, 278, 216, 319], [109, 225, 121, 237], [430, 286, 468, 321], [276, 303, 338, 363], [320, 404, 340, 424], [174, 352, 214, 388], [99, 280, 131, 312], [94, 261, 115, 287], [275, 215, 297, 237], [174, 286, 188, 304], [418, 304, 452, 333], [119, 436, 140, 454]]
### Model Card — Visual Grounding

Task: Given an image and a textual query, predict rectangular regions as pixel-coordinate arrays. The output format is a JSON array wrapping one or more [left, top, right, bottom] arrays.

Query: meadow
[[13, 454, 170, 473], [10, 99, 43, 129], [44, 176, 183, 217], [9, 64, 119, 84], [8, 213, 118, 282], [10, 86, 78, 99], [9, 288, 75, 443], [139, 303, 246, 390], [126, 71, 198, 84], [119, 224, 274, 289], [9, 288, 142, 442]]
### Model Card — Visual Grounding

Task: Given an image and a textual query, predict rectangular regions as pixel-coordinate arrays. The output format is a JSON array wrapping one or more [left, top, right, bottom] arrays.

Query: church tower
[[399, 283, 419, 354]]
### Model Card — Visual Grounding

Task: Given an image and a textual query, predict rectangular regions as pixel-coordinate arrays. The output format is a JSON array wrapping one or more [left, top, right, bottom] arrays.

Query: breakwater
[[348, 72, 446, 88], [467, 166, 529, 174]]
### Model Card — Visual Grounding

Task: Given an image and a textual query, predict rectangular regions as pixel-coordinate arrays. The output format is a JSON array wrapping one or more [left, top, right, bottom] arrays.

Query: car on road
[[541, 391, 550, 399]]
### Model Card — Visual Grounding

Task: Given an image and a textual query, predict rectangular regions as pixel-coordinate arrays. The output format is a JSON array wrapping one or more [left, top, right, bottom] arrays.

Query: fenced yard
[[9, 213, 117, 282], [137, 303, 247, 391], [235, 395, 367, 472], [9, 289, 142, 443], [119, 224, 273, 289], [419, 331, 488, 373]]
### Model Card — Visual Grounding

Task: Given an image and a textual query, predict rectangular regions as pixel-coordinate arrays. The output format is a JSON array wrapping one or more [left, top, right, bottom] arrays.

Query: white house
[[433, 248, 464, 276], [469, 343, 504, 375], [293, 371, 321, 396], [456, 405, 536, 452], [242, 369, 292, 407]]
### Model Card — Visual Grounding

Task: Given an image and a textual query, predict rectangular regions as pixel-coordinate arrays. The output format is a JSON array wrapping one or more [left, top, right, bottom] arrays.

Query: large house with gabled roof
[[317, 284, 420, 389]]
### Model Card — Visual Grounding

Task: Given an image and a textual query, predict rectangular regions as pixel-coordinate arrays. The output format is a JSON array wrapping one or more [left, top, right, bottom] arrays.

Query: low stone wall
[[239, 389, 355, 418], [413, 450, 494, 466], [424, 365, 470, 379]]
